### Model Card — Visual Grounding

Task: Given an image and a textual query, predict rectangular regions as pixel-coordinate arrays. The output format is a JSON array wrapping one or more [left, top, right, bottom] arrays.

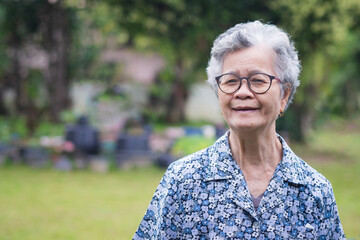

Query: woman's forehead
[[222, 46, 276, 75]]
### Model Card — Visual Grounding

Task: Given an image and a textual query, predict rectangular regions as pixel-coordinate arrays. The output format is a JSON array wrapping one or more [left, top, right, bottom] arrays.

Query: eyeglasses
[[215, 72, 281, 94]]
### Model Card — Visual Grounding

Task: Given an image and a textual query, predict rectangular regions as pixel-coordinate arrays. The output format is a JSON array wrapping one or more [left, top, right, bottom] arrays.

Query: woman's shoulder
[[166, 147, 211, 178], [278, 135, 329, 185], [279, 135, 333, 191], [285, 148, 335, 198], [297, 157, 331, 186]]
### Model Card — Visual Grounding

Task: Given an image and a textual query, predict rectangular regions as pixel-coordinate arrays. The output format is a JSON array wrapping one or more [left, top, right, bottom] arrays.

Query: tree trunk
[[289, 99, 315, 143], [10, 48, 40, 134], [345, 80, 359, 115], [0, 87, 7, 115], [165, 58, 188, 123], [40, 1, 71, 122], [12, 48, 28, 115]]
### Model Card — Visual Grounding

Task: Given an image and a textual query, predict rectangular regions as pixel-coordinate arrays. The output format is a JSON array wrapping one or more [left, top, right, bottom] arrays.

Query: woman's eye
[[224, 79, 238, 84], [250, 78, 266, 84]]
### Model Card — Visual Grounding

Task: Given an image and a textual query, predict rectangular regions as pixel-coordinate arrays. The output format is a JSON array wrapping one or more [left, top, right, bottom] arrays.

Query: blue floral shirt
[[134, 132, 345, 239]]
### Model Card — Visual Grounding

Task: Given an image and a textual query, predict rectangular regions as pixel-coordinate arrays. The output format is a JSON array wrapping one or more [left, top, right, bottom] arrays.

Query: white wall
[[185, 83, 223, 123]]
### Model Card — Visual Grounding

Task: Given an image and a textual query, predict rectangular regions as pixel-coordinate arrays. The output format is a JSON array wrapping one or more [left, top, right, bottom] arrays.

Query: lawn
[[0, 122, 359, 239], [0, 166, 166, 240]]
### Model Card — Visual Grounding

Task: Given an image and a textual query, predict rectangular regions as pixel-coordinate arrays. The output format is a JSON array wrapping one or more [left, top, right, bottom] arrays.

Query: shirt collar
[[276, 135, 307, 185], [204, 131, 237, 182], [206, 131, 307, 185]]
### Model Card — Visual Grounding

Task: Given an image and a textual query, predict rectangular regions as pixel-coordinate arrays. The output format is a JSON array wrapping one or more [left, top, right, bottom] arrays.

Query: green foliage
[[70, 2, 126, 84], [70, 44, 101, 80], [0, 117, 28, 141], [33, 122, 65, 138], [269, 0, 360, 140], [325, 32, 360, 115], [96, 92, 126, 103], [0, 7, 9, 76], [0, 0, 41, 39], [60, 110, 77, 124], [142, 108, 165, 124], [105, 0, 278, 71], [171, 136, 215, 157], [0, 0, 79, 124], [0, 115, 68, 142], [25, 70, 47, 110], [149, 67, 174, 99]]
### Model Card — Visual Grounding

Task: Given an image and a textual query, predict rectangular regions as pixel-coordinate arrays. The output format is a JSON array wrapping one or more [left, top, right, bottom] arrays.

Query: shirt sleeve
[[318, 181, 346, 239], [133, 163, 183, 239]]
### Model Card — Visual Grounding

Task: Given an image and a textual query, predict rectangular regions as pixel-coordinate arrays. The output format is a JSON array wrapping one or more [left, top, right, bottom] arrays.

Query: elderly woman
[[134, 21, 345, 239]]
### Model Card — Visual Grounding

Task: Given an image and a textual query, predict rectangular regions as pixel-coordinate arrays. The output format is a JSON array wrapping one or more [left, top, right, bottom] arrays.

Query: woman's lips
[[232, 107, 259, 111]]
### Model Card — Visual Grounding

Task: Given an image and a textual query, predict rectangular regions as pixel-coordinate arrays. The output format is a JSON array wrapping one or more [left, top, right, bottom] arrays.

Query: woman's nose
[[233, 79, 254, 98]]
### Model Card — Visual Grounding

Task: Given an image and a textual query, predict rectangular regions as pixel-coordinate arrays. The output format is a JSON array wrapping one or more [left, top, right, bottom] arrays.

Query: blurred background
[[0, 0, 359, 239]]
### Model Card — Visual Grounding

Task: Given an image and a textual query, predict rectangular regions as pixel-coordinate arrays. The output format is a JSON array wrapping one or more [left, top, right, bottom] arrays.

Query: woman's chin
[[229, 121, 264, 132]]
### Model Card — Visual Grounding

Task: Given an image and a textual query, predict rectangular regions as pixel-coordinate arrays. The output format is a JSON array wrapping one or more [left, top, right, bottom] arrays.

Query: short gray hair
[[206, 20, 301, 110]]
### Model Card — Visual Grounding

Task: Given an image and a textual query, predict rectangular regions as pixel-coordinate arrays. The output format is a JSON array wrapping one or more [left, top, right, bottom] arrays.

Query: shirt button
[[253, 222, 260, 229]]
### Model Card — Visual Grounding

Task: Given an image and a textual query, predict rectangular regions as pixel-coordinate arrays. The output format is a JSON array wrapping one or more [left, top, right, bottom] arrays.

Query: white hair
[[206, 21, 301, 110]]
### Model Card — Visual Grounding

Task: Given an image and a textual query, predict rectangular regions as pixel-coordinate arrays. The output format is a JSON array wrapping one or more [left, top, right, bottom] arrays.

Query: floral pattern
[[134, 132, 345, 239]]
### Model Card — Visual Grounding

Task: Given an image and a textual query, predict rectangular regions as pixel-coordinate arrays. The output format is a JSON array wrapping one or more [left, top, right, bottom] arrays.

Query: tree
[[0, 4, 10, 115], [0, 0, 75, 133], [270, 0, 360, 141], [39, 0, 73, 122]]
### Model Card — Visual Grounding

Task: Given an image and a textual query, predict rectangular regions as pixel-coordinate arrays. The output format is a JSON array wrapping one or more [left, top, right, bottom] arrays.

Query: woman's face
[[218, 45, 290, 133]]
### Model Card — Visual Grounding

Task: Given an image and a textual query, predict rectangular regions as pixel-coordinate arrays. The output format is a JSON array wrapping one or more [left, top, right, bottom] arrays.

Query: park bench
[[21, 147, 49, 167], [115, 124, 154, 168]]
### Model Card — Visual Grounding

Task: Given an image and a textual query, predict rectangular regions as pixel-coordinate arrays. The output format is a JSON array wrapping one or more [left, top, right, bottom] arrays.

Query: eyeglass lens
[[218, 73, 271, 94]]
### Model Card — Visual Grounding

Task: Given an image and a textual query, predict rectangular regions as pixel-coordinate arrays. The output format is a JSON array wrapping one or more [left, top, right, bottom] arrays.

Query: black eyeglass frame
[[215, 72, 282, 94]]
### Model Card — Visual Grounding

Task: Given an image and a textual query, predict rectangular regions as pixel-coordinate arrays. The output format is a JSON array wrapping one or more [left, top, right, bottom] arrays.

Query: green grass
[[0, 124, 359, 239], [0, 166, 165, 240]]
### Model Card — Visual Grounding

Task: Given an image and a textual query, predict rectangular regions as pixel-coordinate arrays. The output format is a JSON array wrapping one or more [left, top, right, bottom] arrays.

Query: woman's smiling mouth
[[232, 106, 259, 112]]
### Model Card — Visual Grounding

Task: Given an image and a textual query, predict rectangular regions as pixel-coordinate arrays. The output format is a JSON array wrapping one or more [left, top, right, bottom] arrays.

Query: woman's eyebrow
[[225, 69, 264, 76], [247, 69, 264, 75]]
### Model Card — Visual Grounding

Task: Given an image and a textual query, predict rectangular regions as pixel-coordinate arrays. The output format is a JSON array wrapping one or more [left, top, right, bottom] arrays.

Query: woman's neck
[[228, 127, 282, 172], [228, 128, 283, 196]]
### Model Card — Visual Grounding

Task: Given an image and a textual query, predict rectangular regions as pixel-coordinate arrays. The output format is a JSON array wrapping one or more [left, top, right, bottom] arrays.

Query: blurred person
[[134, 21, 345, 239], [65, 115, 100, 159]]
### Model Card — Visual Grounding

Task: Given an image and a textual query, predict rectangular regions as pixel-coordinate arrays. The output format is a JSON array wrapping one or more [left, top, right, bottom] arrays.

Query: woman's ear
[[280, 83, 291, 111]]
